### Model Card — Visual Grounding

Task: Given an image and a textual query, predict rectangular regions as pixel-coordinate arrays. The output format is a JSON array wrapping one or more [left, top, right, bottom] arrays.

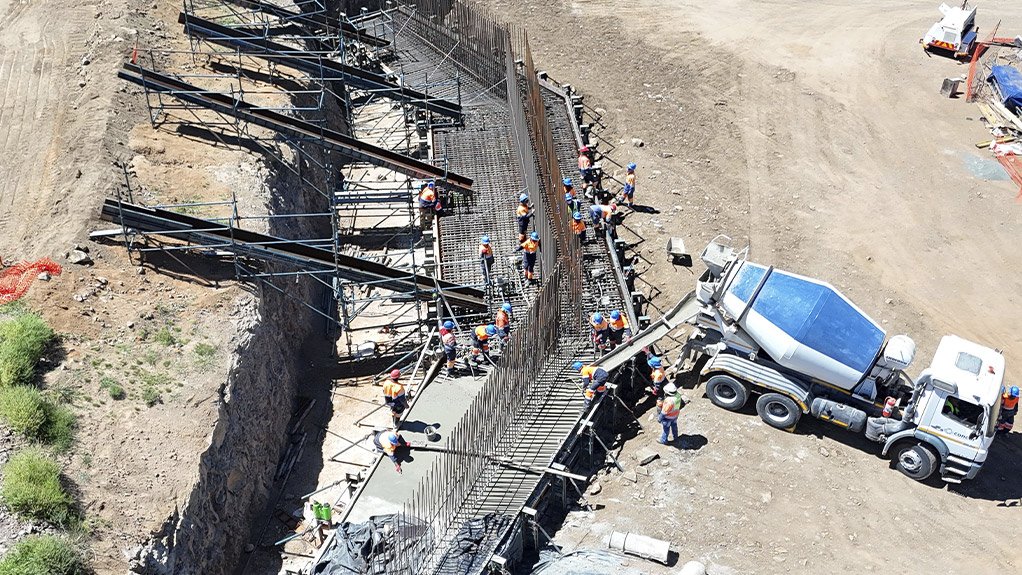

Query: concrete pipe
[[607, 531, 670, 564]]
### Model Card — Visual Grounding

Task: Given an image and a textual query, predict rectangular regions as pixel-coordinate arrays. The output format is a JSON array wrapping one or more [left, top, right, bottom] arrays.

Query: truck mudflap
[[701, 354, 810, 411]]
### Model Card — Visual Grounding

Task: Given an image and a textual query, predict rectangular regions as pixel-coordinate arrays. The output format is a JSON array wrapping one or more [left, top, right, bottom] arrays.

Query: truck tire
[[755, 393, 801, 430], [893, 442, 937, 481], [705, 374, 748, 411]]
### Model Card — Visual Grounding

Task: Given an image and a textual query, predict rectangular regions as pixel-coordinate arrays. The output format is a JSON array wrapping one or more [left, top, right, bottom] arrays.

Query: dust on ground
[[482, 0, 1022, 573]]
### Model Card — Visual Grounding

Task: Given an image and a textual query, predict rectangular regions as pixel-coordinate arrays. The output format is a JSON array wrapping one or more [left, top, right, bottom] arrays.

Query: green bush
[[154, 327, 176, 347], [0, 313, 54, 387], [0, 534, 87, 575], [1, 449, 73, 525], [98, 377, 125, 400], [141, 385, 161, 408], [42, 403, 76, 452], [0, 387, 46, 437]]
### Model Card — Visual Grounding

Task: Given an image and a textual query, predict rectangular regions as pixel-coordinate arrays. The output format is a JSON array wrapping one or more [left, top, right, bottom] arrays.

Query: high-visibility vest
[[1004, 393, 1019, 411], [661, 395, 681, 419], [571, 219, 585, 235], [608, 317, 628, 331], [521, 239, 539, 253], [516, 205, 530, 219], [383, 380, 405, 401], [599, 205, 614, 219], [379, 433, 401, 455], [419, 188, 436, 206], [624, 172, 636, 191], [495, 310, 510, 328], [474, 325, 490, 341], [651, 367, 666, 384], [480, 244, 493, 258], [591, 317, 608, 331]]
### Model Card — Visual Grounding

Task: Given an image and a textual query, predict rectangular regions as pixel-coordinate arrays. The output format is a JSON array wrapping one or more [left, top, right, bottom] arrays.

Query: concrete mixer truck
[[679, 238, 1006, 483]]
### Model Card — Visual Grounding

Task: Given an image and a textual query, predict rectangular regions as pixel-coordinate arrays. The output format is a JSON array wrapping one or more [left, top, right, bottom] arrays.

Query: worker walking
[[417, 181, 438, 230], [590, 312, 610, 351], [607, 310, 631, 349], [516, 194, 533, 242], [382, 370, 407, 428], [573, 361, 609, 407], [997, 386, 1019, 433], [570, 211, 586, 244], [519, 231, 540, 281], [648, 355, 667, 397], [494, 302, 513, 342], [623, 163, 637, 207], [472, 324, 498, 363], [479, 235, 494, 285], [440, 320, 458, 373], [373, 430, 410, 473], [657, 383, 683, 445]]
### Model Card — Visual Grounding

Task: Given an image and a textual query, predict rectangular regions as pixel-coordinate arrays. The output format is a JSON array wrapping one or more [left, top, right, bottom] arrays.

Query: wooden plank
[[977, 102, 1005, 127]]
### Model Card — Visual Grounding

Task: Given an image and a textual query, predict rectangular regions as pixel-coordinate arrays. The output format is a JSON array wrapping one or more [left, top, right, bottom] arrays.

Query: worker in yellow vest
[[648, 355, 667, 397], [382, 369, 407, 428], [573, 361, 609, 407], [519, 232, 540, 281], [515, 194, 533, 242], [472, 324, 497, 363], [479, 235, 494, 285], [606, 310, 631, 349], [623, 162, 637, 207], [658, 383, 683, 445], [373, 430, 410, 473], [590, 312, 610, 351]]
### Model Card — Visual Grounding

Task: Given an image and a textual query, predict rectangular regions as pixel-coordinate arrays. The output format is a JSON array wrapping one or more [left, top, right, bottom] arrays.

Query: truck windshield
[[941, 396, 984, 431]]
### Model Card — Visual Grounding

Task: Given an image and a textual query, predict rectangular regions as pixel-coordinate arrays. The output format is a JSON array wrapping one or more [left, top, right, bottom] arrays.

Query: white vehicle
[[680, 238, 1005, 483], [922, 2, 979, 58]]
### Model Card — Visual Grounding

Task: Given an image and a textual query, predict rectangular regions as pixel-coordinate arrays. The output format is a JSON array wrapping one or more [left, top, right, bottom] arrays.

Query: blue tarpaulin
[[989, 65, 1022, 111]]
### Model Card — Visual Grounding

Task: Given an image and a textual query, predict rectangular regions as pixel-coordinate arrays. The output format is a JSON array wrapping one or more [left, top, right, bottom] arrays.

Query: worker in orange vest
[[564, 178, 581, 215], [518, 231, 540, 281], [515, 194, 533, 242], [648, 355, 667, 398], [494, 302, 513, 342], [439, 320, 458, 373], [588, 202, 617, 234], [606, 310, 631, 349], [622, 162, 637, 207], [997, 386, 1019, 432], [472, 324, 497, 363], [573, 361, 609, 407], [373, 430, 410, 473], [657, 382, 683, 445], [382, 369, 407, 428], [590, 312, 610, 351], [570, 211, 586, 244], [417, 181, 438, 230], [479, 235, 494, 285]]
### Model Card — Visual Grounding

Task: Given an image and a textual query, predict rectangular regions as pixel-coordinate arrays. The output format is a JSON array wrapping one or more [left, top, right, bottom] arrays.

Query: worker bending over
[[606, 310, 631, 349], [590, 312, 610, 351], [657, 383, 683, 445], [472, 324, 498, 363], [519, 231, 540, 281], [622, 162, 637, 207], [479, 235, 494, 285], [383, 369, 407, 428], [588, 202, 617, 233], [515, 194, 533, 242], [373, 430, 410, 473], [440, 320, 458, 373], [494, 303, 513, 342], [997, 386, 1019, 432], [573, 361, 609, 407], [571, 211, 586, 244]]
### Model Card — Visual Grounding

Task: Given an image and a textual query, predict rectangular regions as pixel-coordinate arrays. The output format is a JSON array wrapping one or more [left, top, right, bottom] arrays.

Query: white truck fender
[[881, 428, 949, 460]]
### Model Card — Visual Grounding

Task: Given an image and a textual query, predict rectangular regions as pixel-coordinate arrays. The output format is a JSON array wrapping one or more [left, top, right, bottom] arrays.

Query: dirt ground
[[480, 0, 1022, 573]]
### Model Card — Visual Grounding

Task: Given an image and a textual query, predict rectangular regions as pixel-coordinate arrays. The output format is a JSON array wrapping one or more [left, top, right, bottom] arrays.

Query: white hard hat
[[663, 383, 678, 394]]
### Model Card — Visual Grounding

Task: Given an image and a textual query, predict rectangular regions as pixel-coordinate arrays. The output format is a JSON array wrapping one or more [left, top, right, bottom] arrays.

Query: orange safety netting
[[0, 258, 63, 304]]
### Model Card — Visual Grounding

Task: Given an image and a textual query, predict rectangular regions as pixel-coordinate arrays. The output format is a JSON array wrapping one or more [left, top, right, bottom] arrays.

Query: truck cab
[[923, 3, 978, 58], [881, 336, 1004, 482]]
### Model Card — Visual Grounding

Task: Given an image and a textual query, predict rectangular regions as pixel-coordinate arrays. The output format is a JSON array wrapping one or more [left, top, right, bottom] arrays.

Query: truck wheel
[[755, 393, 801, 430], [893, 443, 937, 481], [705, 374, 748, 411]]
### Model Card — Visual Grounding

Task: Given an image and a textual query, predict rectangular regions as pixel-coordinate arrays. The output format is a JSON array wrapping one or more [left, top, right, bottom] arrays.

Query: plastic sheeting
[[529, 549, 646, 575], [433, 513, 512, 574], [313, 517, 392, 575], [989, 65, 1022, 111]]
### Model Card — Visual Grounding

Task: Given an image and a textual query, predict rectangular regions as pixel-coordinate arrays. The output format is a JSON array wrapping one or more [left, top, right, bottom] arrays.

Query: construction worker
[[373, 430, 410, 473], [494, 302, 513, 342], [648, 355, 667, 397], [515, 194, 533, 242], [570, 211, 586, 244], [573, 361, 609, 407], [440, 320, 458, 372], [564, 178, 581, 215], [588, 202, 617, 233], [479, 235, 494, 285], [417, 181, 438, 230], [578, 146, 594, 183], [658, 383, 683, 445], [607, 310, 631, 349], [472, 324, 497, 362], [382, 369, 407, 428], [997, 385, 1019, 432], [623, 162, 637, 207], [590, 312, 610, 351], [519, 231, 540, 281]]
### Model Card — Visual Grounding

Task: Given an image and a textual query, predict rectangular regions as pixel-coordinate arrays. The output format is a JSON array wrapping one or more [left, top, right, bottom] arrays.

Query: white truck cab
[[882, 335, 1004, 482], [923, 2, 979, 58]]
